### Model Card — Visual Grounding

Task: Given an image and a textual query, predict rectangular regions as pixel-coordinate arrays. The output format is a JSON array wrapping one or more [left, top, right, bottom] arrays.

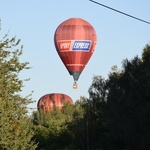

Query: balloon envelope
[[54, 18, 97, 88], [37, 93, 73, 113]]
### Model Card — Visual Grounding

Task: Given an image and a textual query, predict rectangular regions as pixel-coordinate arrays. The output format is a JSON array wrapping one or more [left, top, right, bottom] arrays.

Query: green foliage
[[32, 99, 87, 150], [33, 106, 74, 149], [0, 34, 37, 150], [32, 44, 150, 150], [86, 44, 150, 149]]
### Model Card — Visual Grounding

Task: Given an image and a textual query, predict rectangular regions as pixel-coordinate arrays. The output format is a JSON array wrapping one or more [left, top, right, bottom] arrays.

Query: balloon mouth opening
[[69, 71, 81, 81]]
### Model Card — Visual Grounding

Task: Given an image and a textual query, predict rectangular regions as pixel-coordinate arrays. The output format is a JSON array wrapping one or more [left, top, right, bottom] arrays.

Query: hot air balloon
[[37, 93, 73, 113], [54, 18, 97, 89]]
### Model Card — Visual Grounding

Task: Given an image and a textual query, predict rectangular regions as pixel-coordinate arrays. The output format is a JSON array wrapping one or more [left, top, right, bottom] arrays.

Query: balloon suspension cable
[[73, 81, 78, 89]]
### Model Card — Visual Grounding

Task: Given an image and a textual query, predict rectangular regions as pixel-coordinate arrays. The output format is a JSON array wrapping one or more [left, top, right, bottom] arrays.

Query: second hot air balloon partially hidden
[[54, 18, 97, 89]]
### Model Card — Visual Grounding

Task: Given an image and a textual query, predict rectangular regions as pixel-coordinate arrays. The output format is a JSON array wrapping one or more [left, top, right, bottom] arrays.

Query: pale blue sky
[[1, 0, 150, 112]]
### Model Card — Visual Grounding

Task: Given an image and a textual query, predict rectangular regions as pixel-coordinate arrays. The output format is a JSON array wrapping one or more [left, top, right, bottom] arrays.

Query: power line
[[89, 0, 150, 25]]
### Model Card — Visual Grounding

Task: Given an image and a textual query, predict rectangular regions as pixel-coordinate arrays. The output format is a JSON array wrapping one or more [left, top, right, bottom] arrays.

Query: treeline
[[32, 45, 150, 150], [1, 34, 150, 150]]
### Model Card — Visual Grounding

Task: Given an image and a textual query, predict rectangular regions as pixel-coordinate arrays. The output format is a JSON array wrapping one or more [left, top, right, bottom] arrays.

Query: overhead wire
[[89, 0, 150, 25]]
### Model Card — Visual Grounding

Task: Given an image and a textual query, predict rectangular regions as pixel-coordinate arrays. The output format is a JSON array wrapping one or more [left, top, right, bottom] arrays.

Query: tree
[[0, 34, 37, 150], [86, 44, 150, 149], [87, 76, 111, 149], [32, 98, 89, 150], [33, 104, 76, 150], [106, 47, 150, 149]]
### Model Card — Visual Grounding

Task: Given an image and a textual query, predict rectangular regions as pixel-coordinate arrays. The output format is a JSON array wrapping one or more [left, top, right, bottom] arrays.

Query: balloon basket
[[73, 82, 78, 89]]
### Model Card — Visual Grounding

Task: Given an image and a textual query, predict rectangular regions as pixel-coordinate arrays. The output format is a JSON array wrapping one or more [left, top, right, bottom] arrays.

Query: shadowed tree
[[85, 44, 150, 150]]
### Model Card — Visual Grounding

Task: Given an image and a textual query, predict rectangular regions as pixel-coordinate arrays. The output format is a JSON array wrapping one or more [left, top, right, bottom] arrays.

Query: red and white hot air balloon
[[37, 93, 73, 113], [54, 18, 97, 89]]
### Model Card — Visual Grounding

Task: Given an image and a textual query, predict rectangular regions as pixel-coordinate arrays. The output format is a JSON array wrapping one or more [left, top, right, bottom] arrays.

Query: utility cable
[[89, 0, 150, 25]]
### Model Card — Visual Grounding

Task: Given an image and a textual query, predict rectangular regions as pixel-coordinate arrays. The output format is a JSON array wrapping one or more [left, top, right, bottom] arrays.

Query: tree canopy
[[86, 44, 150, 149], [32, 44, 150, 150], [0, 34, 37, 150]]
